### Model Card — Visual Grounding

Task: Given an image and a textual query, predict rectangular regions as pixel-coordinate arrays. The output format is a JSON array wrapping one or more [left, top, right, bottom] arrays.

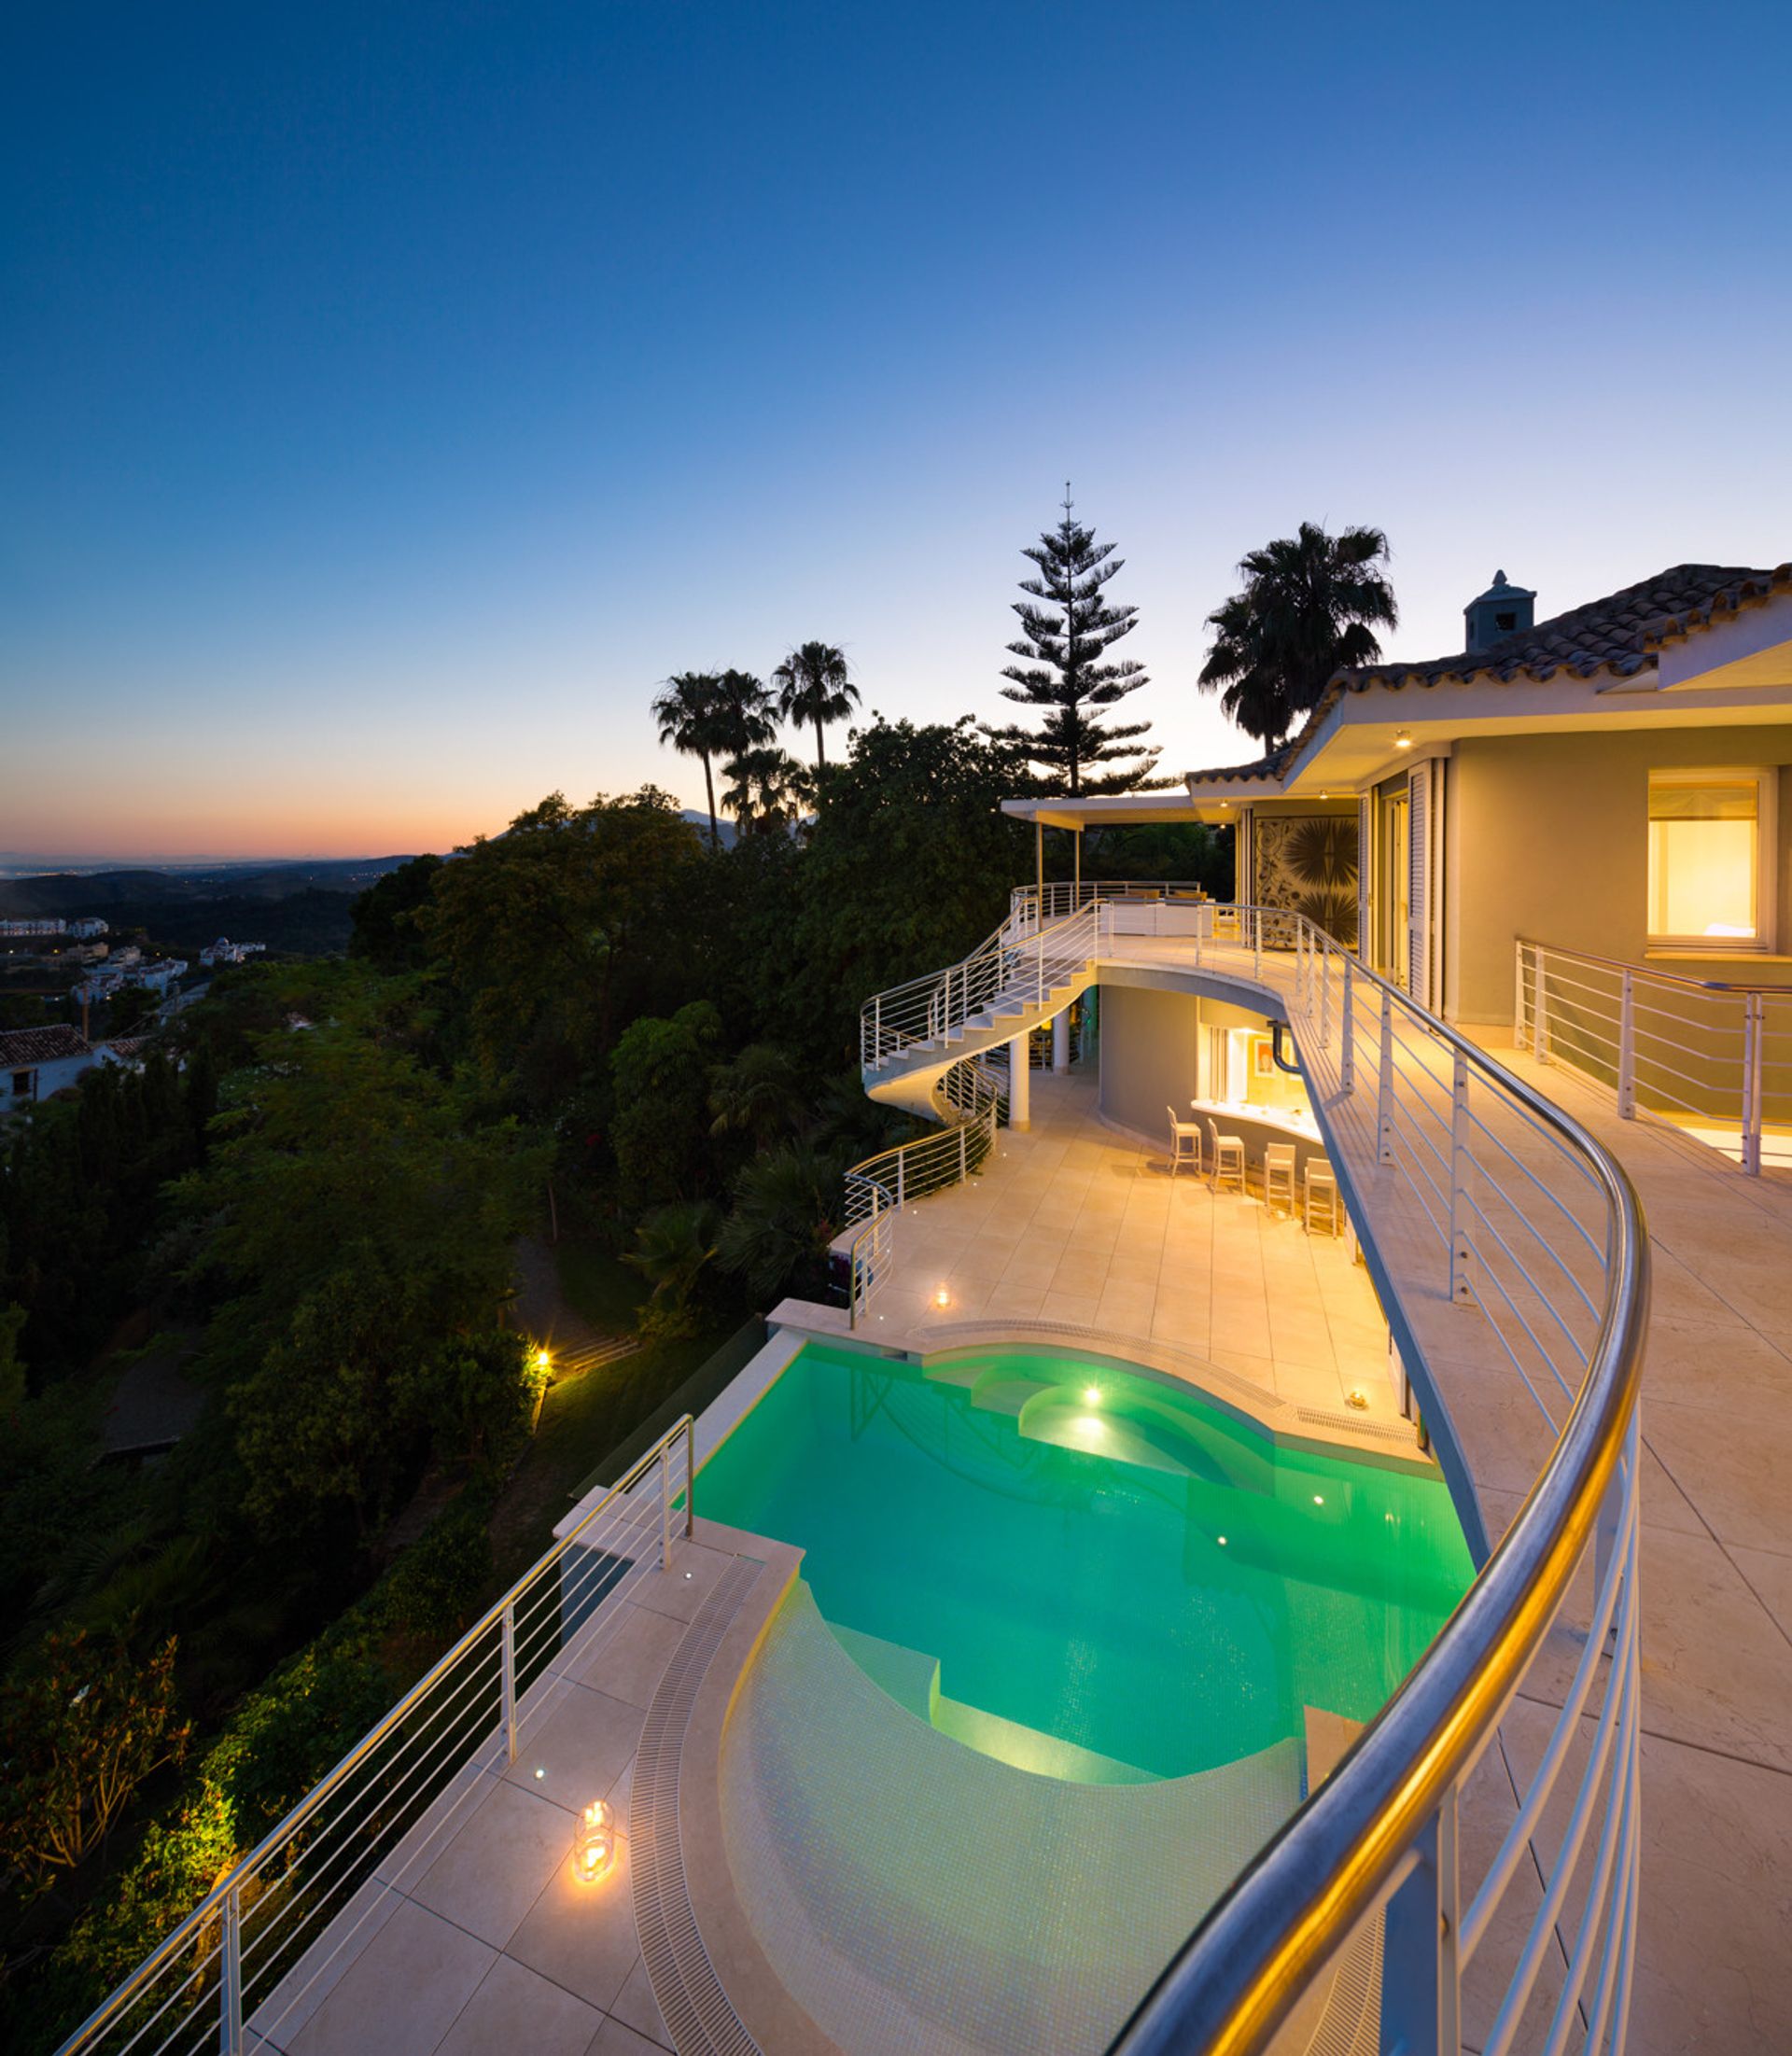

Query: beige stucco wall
[[1447, 727, 1792, 1026], [1098, 984, 1200, 1136]]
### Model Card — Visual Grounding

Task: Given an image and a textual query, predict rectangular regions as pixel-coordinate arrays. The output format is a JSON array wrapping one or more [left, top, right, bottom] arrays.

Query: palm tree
[[651, 671, 726, 849], [1198, 524, 1398, 748], [715, 1140, 845, 1300], [772, 642, 860, 778], [627, 1199, 723, 1314], [708, 1043, 809, 1149], [712, 669, 777, 762], [721, 747, 812, 836]]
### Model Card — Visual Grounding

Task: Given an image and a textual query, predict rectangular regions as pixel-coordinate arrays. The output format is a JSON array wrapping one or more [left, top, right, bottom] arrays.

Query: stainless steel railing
[[1103, 910, 1647, 2056], [55, 1415, 698, 2056], [1516, 935, 1792, 1172]]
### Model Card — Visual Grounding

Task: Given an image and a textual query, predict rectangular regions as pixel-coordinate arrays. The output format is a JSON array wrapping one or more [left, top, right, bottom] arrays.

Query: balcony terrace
[[53, 897, 1792, 2056]]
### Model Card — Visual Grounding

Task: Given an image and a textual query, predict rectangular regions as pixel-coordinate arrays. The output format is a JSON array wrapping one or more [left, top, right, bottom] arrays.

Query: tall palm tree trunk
[[702, 754, 720, 851], [813, 718, 826, 779]]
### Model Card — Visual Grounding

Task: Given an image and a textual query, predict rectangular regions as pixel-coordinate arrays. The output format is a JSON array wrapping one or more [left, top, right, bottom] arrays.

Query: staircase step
[[831, 1623, 942, 1722], [968, 1373, 1056, 1417]]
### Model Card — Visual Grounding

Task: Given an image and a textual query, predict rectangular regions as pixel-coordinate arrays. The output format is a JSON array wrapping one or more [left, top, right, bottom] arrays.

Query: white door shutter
[[1357, 794, 1371, 958], [1407, 763, 1432, 1008]]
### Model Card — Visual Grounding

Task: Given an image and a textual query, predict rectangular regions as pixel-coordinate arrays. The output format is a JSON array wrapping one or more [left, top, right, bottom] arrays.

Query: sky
[[4, 0, 1791, 863]]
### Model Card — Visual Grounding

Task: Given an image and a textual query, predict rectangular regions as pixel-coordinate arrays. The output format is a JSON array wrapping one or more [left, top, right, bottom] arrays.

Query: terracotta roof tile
[[1188, 561, 1792, 789], [0, 1025, 91, 1067], [1344, 562, 1792, 692]]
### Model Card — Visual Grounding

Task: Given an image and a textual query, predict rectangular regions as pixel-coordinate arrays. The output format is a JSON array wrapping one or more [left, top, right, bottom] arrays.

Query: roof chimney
[[1464, 569, 1536, 654], [1463, 571, 1529, 650]]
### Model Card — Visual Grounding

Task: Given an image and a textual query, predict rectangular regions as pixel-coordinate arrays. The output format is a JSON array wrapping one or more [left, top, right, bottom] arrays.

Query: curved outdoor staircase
[[860, 902, 1103, 1121]]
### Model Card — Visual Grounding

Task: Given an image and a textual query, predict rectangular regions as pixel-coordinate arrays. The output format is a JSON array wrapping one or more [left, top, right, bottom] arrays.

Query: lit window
[[1647, 772, 1773, 947]]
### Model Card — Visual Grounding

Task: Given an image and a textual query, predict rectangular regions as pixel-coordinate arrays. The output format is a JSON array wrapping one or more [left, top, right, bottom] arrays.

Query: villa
[[56, 563, 1792, 2056]]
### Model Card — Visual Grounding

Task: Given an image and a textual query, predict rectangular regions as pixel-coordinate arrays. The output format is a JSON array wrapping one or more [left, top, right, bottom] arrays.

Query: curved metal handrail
[[1102, 907, 1648, 2054], [1113, 1077, 1646, 2052]]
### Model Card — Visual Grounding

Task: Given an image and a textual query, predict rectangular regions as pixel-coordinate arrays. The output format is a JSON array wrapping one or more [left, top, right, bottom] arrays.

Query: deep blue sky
[[5, 1, 1790, 858]]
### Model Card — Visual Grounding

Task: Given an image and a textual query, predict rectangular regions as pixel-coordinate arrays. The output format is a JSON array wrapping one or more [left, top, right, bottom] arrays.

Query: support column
[[1051, 1008, 1070, 1073], [1035, 821, 1043, 909], [1072, 828, 1082, 902], [1008, 1032, 1031, 1129]]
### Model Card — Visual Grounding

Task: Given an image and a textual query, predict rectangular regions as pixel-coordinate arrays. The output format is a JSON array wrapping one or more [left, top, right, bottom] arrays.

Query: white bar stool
[[1205, 1115, 1245, 1196], [1263, 1141, 1297, 1217], [1167, 1105, 1202, 1177], [1304, 1157, 1342, 1237]]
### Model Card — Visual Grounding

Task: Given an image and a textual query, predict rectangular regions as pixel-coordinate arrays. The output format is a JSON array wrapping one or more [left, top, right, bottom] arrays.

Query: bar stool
[[1304, 1156, 1342, 1238], [1263, 1141, 1297, 1217], [1167, 1105, 1202, 1178], [1205, 1115, 1245, 1196]]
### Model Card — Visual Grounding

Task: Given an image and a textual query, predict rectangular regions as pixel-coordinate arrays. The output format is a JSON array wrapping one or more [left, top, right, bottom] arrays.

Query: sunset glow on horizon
[[6, 2, 1789, 868]]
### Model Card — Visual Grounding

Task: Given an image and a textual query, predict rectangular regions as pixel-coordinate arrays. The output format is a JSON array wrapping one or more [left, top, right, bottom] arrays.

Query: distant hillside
[[679, 811, 737, 850], [0, 856, 419, 920]]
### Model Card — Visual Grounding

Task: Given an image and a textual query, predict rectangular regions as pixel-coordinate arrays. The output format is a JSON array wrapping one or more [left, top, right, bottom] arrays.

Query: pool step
[[830, 1623, 941, 1722], [931, 1693, 1156, 1786], [966, 1371, 1057, 1418]]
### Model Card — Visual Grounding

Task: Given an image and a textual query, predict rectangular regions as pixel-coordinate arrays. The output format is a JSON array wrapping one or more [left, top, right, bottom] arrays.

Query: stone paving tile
[[506, 1834, 641, 2015], [288, 1899, 494, 2056], [436, 1955, 605, 2056], [411, 1780, 575, 1949]]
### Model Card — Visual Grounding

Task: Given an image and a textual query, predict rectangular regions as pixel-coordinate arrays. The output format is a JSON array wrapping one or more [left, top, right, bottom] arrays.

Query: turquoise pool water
[[697, 1341, 1474, 1782]]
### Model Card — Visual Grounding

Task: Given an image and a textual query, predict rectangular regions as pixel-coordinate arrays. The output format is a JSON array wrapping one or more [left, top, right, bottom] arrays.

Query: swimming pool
[[697, 1338, 1474, 1783]]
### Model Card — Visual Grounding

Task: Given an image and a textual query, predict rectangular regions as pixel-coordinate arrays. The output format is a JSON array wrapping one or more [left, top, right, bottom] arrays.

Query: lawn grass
[[485, 1234, 750, 1582]]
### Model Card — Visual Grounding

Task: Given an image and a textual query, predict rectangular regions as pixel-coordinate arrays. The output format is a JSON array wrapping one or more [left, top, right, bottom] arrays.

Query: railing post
[[1253, 907, 1262, 981], [873, 995, 882, 1065], [1340, 958, 1355, 1095], [1743, 992, 1764, 1174], [1617, 970, 1636, 1119], [659, 1444, 672, 1570], [1513, 943, 1527, 1051], [1449, 1049, 1476, 1304], [1036, 925, 1044, 1005], [685, 1414, 696, 1537], [1380, 1790, 1461, 2056], [959, 1123, 968, 1178], [1534, 951, 1550, 1064], [1320, 935, 1333, 1049], [218, 1881, 244, 2056], [500, 1601, 517, 1763], [1379, 987, 1396, 1165], [896, 1154, 905, 1207]]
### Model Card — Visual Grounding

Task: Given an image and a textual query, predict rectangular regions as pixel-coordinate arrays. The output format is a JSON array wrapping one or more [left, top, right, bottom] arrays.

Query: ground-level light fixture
[[535, 1347, 552, 1374], [574, 1797, 616, 1883], [934, 1284, 953, 1309], [1394, 729, 1413, 749]]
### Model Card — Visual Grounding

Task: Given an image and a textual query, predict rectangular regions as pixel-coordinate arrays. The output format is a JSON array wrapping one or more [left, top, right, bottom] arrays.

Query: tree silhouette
[[773, 642, 859, 778], [982, 487, 1167, 794], [1198, 523, 1398, 747]]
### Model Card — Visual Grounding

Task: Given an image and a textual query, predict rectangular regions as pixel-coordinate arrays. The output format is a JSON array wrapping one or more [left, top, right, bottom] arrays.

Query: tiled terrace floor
[[1468, 1039, 1792, 2056], [249, 1539, 747, 2056], [844, 1068, 1405, 1424]]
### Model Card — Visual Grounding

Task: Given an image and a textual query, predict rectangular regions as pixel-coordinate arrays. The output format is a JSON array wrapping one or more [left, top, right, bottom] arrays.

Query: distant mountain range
[[0, 857, 420, 918]]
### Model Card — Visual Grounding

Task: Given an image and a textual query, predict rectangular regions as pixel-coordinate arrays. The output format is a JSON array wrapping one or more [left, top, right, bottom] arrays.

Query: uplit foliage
[[0, 1629, 190, 1900], [175, 1004, 548, 1537]]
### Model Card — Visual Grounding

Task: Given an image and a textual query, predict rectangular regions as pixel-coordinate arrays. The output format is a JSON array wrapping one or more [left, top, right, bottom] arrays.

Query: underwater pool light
[[1082, 1385, 1101, 1406]]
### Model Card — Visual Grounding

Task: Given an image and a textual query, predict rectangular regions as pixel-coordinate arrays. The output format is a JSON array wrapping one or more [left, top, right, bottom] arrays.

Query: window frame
[[1646, 765, 1778, 953]]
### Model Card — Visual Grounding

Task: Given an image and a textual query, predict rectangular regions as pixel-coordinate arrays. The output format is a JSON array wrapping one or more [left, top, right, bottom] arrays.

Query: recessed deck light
[[1313, 1493, 1325, 1504], [1394, 730, 1413, 749], [934, 1284, 953, 1308]]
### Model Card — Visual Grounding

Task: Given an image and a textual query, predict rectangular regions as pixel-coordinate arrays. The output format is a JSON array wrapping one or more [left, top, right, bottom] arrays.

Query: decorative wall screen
[[1252, 813, 1362, 947]]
